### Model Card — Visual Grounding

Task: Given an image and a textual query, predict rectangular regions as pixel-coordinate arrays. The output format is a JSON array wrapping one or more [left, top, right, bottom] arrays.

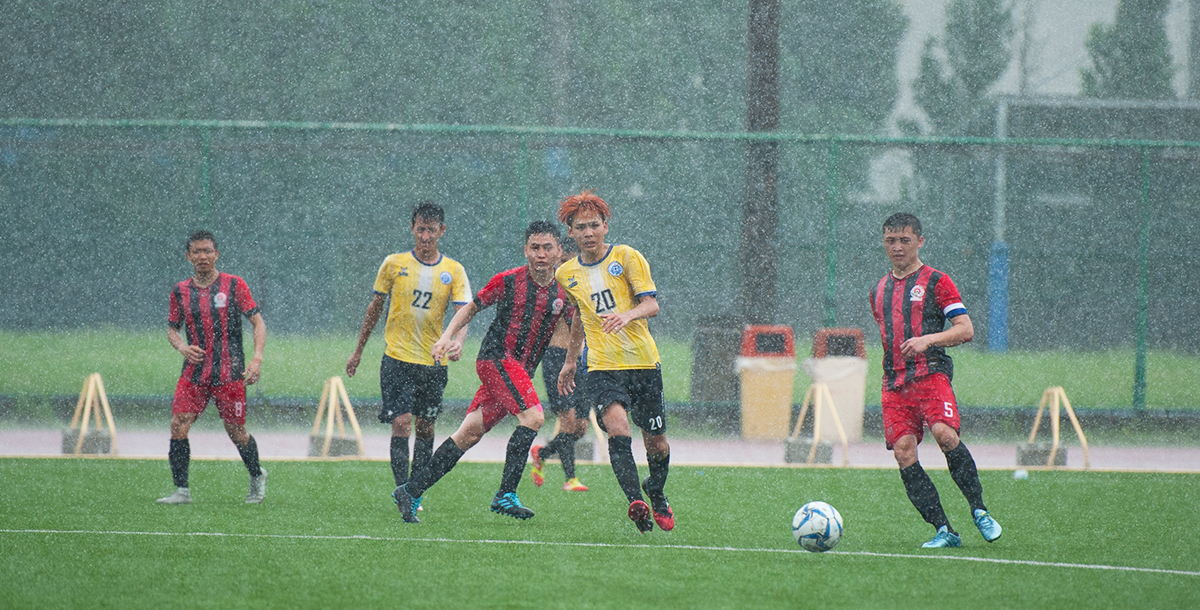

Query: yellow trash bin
[[735, 325, 796, 440]]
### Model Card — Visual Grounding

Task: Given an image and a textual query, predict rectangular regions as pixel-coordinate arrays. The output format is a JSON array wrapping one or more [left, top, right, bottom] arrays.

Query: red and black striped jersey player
[[869, 213, 1002, 548], [158, 230, 267, 505], [391, 220, 574, 522]]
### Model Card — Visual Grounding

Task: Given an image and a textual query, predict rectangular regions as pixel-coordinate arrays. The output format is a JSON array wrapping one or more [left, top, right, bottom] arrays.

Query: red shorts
[[172, 378, 247, 426], [467, 359, 542, 432], [881, 373, 959, 449]]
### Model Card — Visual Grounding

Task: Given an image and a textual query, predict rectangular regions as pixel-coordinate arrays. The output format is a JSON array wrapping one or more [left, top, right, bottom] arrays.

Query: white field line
[[4, 528, 1199, 578]]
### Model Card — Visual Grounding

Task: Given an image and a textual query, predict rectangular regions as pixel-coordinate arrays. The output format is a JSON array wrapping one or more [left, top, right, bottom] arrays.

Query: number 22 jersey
[[373, 250, 471, 366]]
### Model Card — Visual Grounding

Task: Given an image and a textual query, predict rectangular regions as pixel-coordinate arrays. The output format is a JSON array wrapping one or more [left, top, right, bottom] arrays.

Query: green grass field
[[3, 328, 1199, 409], [1, 458, 1197, 608]]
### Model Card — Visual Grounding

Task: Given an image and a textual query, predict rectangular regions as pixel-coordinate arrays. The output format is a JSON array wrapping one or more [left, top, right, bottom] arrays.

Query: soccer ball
[[792, 501, 843, 552]]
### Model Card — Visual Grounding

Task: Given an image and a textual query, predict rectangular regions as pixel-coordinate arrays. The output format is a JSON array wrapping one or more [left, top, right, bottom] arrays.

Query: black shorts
[[379, 355, 447, 423], [540, 347, 589, 418], [582, 366, 666, 435]]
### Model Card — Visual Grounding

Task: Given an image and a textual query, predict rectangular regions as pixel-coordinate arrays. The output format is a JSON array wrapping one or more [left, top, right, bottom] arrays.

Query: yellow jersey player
[[555, 189, 673, 533], [347, 201, 471, 509]]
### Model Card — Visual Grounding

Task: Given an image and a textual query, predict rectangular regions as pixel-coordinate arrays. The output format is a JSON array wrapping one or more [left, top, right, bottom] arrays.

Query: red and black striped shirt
[[474, 266, 572, 375], [168, 273, 260, 385], [869, 265, 967, 390]]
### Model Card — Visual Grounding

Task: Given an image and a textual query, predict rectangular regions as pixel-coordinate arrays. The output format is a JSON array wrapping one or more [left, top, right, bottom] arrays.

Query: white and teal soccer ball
[[792, 501, 843, 552]]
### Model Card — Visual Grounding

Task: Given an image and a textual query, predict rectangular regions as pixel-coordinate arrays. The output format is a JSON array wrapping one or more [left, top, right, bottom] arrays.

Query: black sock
[[169, 438, 190, 488], [407, 438, 465, 498], [412, 435, 434, 482], [499, 426, 539, 495], [608, 436, 643, 503], [945, 442, 987, 513], [390, 436, 410, 487], [558, 433, 578, 480], [540, 432, 565, 460], [235, 436, 262, 477], [899, 462, 952, 532], [645, 447, 670, 503]]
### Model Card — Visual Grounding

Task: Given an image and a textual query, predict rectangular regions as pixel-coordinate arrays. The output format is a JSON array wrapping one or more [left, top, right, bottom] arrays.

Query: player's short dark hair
[[883, 213, 922, 237], [525, 220, 561, 242], [412, 201, 445, 226], [186, 230, 217, 252]]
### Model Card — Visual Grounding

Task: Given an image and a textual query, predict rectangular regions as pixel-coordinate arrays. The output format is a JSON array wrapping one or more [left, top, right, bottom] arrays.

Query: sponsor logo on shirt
[[566, 276, 578, 289], [909, 285, 925, 302], [398, 266, 409, 277]]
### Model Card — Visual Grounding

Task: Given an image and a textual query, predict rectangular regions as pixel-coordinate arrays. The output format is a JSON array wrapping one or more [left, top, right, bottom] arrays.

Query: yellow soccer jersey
[[373, 251, 471, 366], [555, 244, 660, 370]]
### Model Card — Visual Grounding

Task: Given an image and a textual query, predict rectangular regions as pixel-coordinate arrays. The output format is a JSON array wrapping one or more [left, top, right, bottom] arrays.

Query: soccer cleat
[[641, 477, 674, 531], [156, 487, 192, 505], [973, 509, 1002, 542], [921, 526, 962, 548], [246, 468, 268, 504], [392, 484, 420, 523], [628, 500, 654, 533], [562, 477, 589, 492], [490, 492, 535, 520], [529, 445, 545, 487], [415, 496, 424, 512]]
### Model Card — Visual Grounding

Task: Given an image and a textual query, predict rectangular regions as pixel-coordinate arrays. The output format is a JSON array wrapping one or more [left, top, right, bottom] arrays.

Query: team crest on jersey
[[909, 285, 925, 302], [398, 266, 409, 277], [440, 271, 452, 285], [213, 292, 228, 308], [607, 261, 624, 277], [552, 298, 564, 314]]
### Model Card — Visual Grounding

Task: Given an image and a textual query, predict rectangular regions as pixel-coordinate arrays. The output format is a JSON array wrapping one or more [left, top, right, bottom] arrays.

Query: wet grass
[[1, 458, 1197, 609], [2, 328, 1199, 409]]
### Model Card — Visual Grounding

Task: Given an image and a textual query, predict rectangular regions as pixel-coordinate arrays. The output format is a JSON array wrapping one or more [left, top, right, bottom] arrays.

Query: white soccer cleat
[[157, 487, 192, 505], [246, 468, 268, 504]]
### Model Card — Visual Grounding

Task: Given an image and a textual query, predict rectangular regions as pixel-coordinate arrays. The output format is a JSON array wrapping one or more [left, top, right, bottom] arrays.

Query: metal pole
[[824, 139, 840, 328], [518, 136, 529, 229], [200, 128, 212, 226], [989, 100, 1010, 352], [1133, 147, 1151, 409]]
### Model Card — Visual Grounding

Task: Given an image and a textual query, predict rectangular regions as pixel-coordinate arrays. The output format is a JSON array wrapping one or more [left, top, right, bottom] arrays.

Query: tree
[[912, 0, 1013, 133], [1080, 0, 1175, 100]]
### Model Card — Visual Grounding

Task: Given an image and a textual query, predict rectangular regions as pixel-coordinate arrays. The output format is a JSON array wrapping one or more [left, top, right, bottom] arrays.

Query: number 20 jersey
[[555, 244, 660, 371], [373, 250, 471, 366]]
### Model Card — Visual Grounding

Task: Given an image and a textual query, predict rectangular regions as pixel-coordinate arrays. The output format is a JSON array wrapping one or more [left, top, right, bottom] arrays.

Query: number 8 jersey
[[373, 250, 471, 366], [555, 244, 660, 371]]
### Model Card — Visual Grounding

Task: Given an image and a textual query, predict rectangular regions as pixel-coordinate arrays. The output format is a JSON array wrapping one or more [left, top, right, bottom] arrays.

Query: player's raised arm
[[432, 301, 479, 364], [599, 294, 659, 334]]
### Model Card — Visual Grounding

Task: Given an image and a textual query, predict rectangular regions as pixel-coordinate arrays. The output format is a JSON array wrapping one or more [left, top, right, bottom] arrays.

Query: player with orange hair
[[555, 189, 674, 533], [556, 189, 612, 226]]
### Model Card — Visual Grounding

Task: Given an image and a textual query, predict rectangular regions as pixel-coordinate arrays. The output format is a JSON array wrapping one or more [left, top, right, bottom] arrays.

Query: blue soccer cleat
[[392, 484, 420, 523], [921, 526, 962, 548], [490, 492, 534, 520], [973, 509, 1002, 542]]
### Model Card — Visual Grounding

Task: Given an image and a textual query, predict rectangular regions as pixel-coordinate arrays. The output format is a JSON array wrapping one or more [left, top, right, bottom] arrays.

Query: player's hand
[[346, 351, 362, 377], [445, 340, 464, 362], [180, 344, 205, 365], [431, 337, 456, 364], [557, 362, 577, 396], [245, 357, 262, 385], [599, 312, 633, 334], [900, 336, 934, 356]]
